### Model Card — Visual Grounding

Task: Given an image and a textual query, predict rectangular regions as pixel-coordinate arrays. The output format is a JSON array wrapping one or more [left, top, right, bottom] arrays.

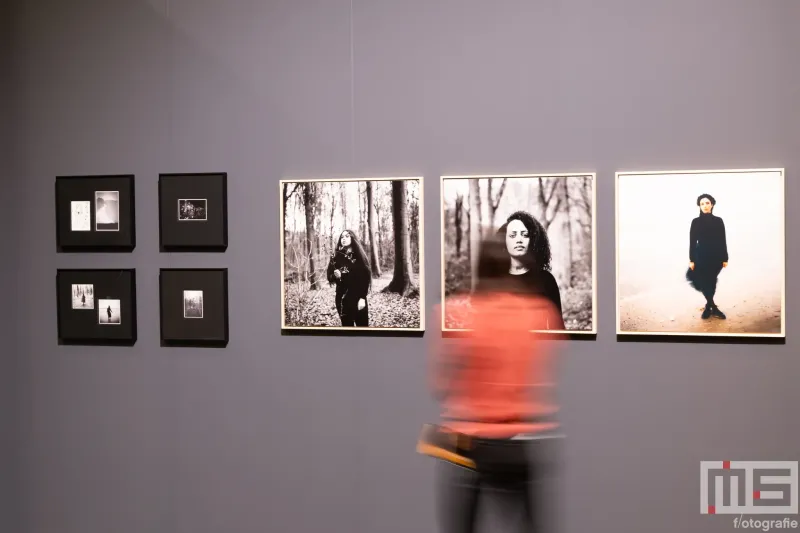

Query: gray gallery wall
[[6, 0, 799, 532]]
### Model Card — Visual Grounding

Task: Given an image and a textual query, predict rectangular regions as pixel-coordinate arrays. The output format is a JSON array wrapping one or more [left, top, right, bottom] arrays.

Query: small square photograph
[[98, 299, 121, 325], [178, 199, 208, 221], [70, 201, 91, 231], [183, 290, 204, 318], [71, 284, 94, 309], [95, 191, 120, 231]]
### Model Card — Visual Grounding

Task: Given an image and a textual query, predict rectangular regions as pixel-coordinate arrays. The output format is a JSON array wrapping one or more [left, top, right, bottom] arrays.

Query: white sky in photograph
[[617, 170, 784, 296]]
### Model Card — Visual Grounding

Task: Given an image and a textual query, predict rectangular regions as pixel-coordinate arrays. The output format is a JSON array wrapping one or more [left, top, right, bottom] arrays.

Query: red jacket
[[431, 292, 562, 438]]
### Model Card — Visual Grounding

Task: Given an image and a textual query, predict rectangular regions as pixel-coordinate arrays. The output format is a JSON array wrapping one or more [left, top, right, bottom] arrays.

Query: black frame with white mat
[[158, 172, 228, 252], [56, 269, 137, 345], [55, 175, 136, 252], [159, 268, 229, 347]]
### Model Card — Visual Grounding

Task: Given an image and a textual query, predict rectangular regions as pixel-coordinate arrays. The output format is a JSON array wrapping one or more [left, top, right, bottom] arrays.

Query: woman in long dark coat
[[327, 229, 372, 327], [686, 193, 728, 320]]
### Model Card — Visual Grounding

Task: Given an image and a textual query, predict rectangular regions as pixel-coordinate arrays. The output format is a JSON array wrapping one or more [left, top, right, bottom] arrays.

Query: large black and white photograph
[[183, 290, 204, 318], [441, 174, 596, 333], [94, 191, 120, 231], [70, 201, 91, 231], [98, 298, 121, 325], [71, 284, 94, 309], [281, 177, 425, 331], [178, 199, 208, 221], [616, 168, 785, 337]]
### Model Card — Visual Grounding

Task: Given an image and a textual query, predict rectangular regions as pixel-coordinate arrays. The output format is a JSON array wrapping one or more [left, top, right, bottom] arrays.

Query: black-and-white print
[[178, 199, 208, 221], [95, 191, 120, 231], [281, 178, 423, 329], [71, 284, 94, 309], [70, 201, 91, 232], [183, 290, 204, 318], [98, 298, 121, 325], [442, 175, 595, 332]]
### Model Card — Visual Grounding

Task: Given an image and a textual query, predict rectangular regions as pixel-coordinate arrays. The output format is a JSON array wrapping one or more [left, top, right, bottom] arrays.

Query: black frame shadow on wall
[[279, 176, 426, 336], [158, 172, 228, 252], [56, 269, 138, 346], [159, 268, 229, 347], [55, 175, 136, 252]]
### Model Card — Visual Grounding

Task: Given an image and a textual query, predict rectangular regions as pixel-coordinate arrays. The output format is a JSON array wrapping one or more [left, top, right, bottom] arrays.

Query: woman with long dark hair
[[495, 211, 566, 330], [686, 193, 728, 320], [327, 229, 371, 327]]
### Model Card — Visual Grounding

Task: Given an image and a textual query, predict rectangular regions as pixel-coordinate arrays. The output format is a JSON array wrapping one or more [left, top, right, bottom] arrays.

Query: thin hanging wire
[[350, 0, 355, 166]]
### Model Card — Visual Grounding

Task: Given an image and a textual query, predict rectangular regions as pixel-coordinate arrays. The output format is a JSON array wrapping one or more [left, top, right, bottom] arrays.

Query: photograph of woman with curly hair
[[441, 174, 596, 333], [281, 177, 424, 331], [616, 169, 785, 337]]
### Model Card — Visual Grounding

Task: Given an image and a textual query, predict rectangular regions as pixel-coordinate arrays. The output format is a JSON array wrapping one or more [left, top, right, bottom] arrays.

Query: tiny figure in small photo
[[178, 199, 208, 221], [184, 290, 204, 318], [70, 201, 91, 232], [98, 299, 121, 325], [95, 191, 120, 231], [71, 284, 94, 309]]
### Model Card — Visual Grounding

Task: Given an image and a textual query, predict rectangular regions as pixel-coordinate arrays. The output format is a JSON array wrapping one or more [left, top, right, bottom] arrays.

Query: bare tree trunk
[[537, 177, 562, 230], [486, 177, 507, 234], [303, 183, 320, 290], [340, 183, 348, 228], [366, 181, 382, 278], [454, 194, 463, 258], [469, 179, 482, 292], [563, 180, 574, 288], [329, 187, 336, 253], [384, 180, 415, 295]]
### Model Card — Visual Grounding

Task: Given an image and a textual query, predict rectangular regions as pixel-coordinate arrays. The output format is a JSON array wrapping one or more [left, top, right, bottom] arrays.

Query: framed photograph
[[616, 168, 786, 338], [56, 269, 137, 345], [160, 268, 229, 346], [55, 175, 135, 251], [159, 173, 228, 251], [441, 174, 597, 334], [280, 177, 425, 332]]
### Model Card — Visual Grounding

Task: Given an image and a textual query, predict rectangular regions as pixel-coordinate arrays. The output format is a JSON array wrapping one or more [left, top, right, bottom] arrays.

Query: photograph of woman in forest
[[686, 194, 728, 321], [327, 230, 371, 327], [281, 177, 424, 331], [441, 174, 595, 333], [496, 211, 566, 330], [616, 168, 785, 337]]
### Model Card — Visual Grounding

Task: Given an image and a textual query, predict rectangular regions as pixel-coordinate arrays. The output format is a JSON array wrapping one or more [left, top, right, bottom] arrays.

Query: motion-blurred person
[[425, 236, 564, 533]]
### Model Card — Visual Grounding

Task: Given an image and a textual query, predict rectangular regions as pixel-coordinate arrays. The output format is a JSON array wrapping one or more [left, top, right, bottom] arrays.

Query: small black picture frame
[[56, 269, 137, 346], [159, 172, 228, 252], [55, 175, 136, 252], [159, 268, 229, 347]]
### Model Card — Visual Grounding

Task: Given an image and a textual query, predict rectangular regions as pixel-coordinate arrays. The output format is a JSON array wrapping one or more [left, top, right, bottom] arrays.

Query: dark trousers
[[337, 297, 368, 327], [436, 439, 540, 533]]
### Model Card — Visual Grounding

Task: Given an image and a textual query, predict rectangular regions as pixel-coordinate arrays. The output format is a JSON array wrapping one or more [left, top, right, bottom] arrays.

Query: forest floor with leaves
[[284, 271, 421, 328]]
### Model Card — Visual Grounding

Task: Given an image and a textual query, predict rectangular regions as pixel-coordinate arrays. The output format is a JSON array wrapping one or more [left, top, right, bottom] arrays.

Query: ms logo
[[701, 461, 798, 515]]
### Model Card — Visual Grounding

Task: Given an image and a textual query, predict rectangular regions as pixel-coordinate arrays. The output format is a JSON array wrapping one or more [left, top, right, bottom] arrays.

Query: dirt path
[[619, 279, 782, 335]]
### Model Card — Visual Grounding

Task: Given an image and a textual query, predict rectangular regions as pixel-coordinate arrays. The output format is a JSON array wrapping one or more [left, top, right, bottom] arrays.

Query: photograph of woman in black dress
[[686, 194, 728, 320], [281, 177, 423, 330], [327, 230, 371, 327], [497, 211, 566, 330], [617, 168, 785, 337]]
